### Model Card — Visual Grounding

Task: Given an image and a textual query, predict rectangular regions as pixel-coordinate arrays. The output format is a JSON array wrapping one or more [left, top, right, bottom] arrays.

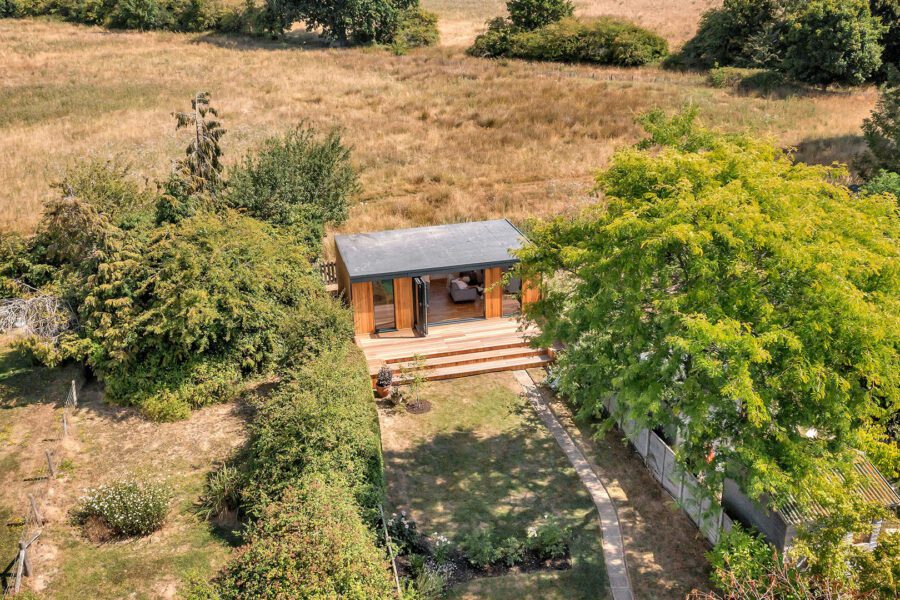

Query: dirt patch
[[80, 515, 114, 544], [405, 399, 433, 414]]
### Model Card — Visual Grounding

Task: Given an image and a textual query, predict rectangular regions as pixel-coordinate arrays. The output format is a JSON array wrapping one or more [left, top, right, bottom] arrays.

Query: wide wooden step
[[392, 353, 553, 384], [390, 346, 543, 372], [368, 340, 531, 374]]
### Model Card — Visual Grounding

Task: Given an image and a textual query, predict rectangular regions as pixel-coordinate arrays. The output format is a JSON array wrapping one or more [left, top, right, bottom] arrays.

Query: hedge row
[[190, 342, 394, 598], [1, 0, 226, 31], [468, 16, 669, 66]]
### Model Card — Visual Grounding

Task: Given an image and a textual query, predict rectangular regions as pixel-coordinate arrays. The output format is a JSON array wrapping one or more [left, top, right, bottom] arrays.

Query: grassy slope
[[0, 341, 246, 598], [380, 372, 609, 599], [1, 9, 876, 237]]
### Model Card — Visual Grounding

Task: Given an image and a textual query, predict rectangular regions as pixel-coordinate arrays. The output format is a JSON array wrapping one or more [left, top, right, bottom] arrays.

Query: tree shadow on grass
[[192, 29, 331, 52], [790, 134, 867, 174], [384, 416, 608, 595]]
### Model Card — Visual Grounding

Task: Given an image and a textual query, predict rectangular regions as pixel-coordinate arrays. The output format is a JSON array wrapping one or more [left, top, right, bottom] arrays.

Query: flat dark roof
[[335, 219, 525, 282]]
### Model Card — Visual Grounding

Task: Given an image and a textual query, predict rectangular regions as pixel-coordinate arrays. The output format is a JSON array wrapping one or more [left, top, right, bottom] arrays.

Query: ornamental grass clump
[[73, 479, 171, 539]]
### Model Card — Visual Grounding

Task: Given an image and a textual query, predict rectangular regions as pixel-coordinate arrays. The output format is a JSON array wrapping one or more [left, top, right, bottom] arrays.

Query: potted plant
[[375, 365, 393, 398]]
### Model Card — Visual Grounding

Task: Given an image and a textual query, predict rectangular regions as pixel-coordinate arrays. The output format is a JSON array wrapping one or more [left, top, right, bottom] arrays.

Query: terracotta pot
[[375, 385, 391, 399]]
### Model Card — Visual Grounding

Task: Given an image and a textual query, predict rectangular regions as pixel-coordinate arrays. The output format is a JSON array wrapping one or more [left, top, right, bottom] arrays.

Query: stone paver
[[513, 370, 634, 600]]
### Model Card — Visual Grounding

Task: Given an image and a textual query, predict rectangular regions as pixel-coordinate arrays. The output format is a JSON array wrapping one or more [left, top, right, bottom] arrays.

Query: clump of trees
[[0, 94, 358, 421], [468, 0, 668, 66], [1, 0, 440, 47], [516, 108, 899, 577], [675, 0, 895, 87]]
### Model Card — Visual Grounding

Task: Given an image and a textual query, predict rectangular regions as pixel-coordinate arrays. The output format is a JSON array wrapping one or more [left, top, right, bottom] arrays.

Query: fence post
[[71, 379, 77, 407], [378, 506, 403, 599], [45, 450, 55, 479], [28, 494, 42, 527], [62, 410, 68, 437], [14, 545, 25, 592]]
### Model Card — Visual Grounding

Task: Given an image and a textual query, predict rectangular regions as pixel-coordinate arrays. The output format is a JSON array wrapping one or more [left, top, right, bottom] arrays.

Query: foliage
[[275, 0, 419, 44], [851, 531, 900, 598], [863, 73, 900, 173], [495, 536, 526, 567], [517, 109, 900, 517], [469, 16, 668, 67], [4, 0, 226, 31], [376, 364, 393, 388], [674, 0, 886, 86], [400, 353, 427, 408], [226, 125, 358, 247], [526, 518, 570, 560], [707, 525, 777, 590], [391, 6, 439, 52], [72, 478, 171, 537], [506, 0, 573, 31], [707, 67, 786, 94], [387, 510, 423, 554], [214, 475, 394, 600], [863, 170, 900, 200], [198, 464, 243, 522], [158, 91, 226, 221], [871, 0, 900, 67], [673, 0, 785, 69], [241, 342, 385, 516], [459, 527, 497, 569], [781, 0, 884, 87]]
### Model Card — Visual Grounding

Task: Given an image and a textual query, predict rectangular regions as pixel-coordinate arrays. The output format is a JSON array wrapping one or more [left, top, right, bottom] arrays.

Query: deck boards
[[357, 317, 549, 383]]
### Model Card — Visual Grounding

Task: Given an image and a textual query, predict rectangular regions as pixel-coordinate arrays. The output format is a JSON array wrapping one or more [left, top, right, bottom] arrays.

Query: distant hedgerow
[[468, 17, 668, 66]]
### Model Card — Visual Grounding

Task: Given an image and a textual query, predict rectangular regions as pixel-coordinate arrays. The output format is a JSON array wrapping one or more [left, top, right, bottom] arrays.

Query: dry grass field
[[0, 3, 877, 241]]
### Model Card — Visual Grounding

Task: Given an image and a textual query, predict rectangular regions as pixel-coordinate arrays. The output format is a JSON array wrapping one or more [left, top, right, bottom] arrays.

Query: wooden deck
[[357, 317, 553, 384]]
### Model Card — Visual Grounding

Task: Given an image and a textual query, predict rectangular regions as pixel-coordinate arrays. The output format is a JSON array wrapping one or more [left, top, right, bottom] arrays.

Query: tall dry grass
[[0, 16, 877, 235]]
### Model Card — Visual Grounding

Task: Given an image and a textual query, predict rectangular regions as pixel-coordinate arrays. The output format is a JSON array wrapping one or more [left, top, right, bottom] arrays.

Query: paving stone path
[[513, 370, 634, 600]]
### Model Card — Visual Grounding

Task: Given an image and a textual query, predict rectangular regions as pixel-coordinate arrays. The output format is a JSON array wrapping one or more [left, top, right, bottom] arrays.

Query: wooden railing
[[318, 261, 338, 286]]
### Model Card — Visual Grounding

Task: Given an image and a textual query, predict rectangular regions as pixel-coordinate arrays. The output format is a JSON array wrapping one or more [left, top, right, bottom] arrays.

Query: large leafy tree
[[276, 0, 417, 44], [781, 0, 884, 87], [517, 110, 900, 510], [506, 0, 574, 31]]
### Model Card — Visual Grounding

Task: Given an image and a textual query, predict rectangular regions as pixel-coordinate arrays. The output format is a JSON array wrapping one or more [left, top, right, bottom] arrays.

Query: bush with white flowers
[[73, 478, 171, 537]]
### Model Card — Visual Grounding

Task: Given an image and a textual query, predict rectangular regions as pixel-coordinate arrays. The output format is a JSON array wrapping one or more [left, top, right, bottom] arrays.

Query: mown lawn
[[379, 372, 609, 599]]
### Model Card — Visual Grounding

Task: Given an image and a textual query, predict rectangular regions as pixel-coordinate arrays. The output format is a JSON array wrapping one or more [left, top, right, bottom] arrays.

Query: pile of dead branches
[[0, 295, 74, 340]]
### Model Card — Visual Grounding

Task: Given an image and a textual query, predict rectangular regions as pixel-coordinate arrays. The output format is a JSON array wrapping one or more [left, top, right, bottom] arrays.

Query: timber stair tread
[[368, 343, 537, 374], [391, 353, 553, 384]]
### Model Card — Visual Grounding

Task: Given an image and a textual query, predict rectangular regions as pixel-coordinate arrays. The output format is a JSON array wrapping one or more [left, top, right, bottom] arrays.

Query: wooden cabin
[[334, 219, 540, 336]]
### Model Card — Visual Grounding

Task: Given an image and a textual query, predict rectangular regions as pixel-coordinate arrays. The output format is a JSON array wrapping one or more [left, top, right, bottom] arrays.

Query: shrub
[[393, 6, 439, 50], [863, 73, 900, 173], [215, 475, 394, 599], [781, 0, 884, 87], [707, 525, 776, 590], [72, 478, 170, 538], [387, 510, 423, 554], [199, 463, 243, 522], [277, 0, 419, 44], [241, 343, 386, 516], [460, 527, 497, 569], [469, 16, 668, 66], [106, 0, 174, 30], [527, 517, 570, 559], [507, 0, 573, 31], [862, 170, 900, 199], [495, 536, 525, 567], [673, 0, 783, 69], [172, 0, 223, 31], [226, 126, 359, 248]]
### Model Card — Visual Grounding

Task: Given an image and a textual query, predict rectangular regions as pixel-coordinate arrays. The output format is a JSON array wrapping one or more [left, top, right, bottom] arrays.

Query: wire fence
[[2, 380, 78, 596]]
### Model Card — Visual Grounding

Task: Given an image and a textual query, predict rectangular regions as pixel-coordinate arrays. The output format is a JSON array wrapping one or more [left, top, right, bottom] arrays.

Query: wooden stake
[[28, 494, 42, 527], [62, 410, 68, 437], [45, 450, 55, 478], [71, 379, 77, 407], [22, 543, 32, 577], [14, 546, 25, 593]]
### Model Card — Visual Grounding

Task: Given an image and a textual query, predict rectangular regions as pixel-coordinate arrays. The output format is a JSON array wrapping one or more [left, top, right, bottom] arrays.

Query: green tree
[[226, 125, 358, 249], [278, 0, 418, 44], [871, 0, 900, 67], [863, 72, 900, 173], [506, 0, 573, 31], [172, 91, 226, 194], [517, 110, 900, 515], [780, 0, 884, 87]]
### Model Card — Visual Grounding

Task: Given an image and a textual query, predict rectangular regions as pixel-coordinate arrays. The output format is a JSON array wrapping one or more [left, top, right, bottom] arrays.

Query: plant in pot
[[375, 365, 393, 398]]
